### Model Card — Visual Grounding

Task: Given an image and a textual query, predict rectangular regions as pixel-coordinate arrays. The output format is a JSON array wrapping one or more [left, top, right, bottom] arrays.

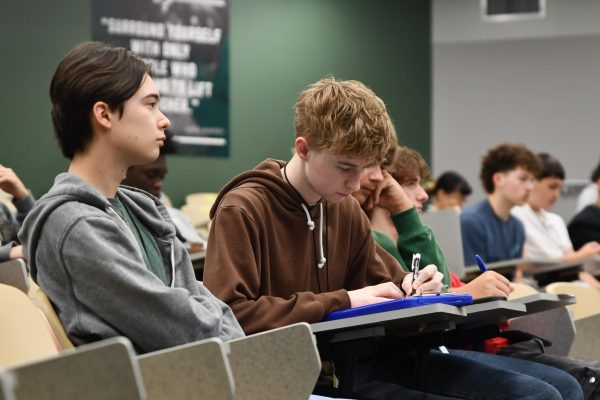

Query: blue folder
[[323, 293, 473, 321]]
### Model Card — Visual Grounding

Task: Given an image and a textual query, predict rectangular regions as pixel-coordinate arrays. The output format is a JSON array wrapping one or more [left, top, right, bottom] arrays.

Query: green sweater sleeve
[[371, 207, 450, 286]]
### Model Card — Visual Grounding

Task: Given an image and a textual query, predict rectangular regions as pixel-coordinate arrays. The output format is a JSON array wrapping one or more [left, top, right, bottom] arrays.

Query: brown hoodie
[[203, 159, 408, 334]]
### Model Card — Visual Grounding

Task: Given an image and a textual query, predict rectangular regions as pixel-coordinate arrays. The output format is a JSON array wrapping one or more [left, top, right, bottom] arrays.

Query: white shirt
[[512, 204, 573, 259], [576, 183, 598, 213]]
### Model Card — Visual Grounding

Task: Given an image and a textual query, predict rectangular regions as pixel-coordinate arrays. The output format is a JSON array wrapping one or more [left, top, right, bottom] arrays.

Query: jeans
[[332, 348, 583, 400], [450, 349, 584, 400]]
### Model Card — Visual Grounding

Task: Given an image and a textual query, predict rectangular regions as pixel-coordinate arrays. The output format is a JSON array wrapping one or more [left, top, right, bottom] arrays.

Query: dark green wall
[[0, 0, 431, 207]]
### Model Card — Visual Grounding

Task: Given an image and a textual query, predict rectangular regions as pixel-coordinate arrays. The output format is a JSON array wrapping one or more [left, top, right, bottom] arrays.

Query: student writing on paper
[[353, 146, 513, 299], [354, 147, 584, 398], [203, 78, 577, 400]]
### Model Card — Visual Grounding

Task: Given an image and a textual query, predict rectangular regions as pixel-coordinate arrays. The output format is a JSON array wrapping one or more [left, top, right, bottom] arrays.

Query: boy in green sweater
[[353, 145, 513, 298]]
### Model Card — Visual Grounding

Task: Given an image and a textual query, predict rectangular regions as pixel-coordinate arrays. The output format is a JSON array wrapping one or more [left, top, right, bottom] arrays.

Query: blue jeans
[[449, 349, 583, 400], [336, 349, 583, 400]]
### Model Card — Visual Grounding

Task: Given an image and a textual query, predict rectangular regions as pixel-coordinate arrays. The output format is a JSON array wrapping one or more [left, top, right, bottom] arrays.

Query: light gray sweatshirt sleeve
[[44, 213, 243, 353], [0, 243, 13, 262], [0, 202, 19, 262]]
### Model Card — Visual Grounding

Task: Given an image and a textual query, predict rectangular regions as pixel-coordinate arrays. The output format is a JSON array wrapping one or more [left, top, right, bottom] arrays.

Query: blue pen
[[475, 254, 488, 272]]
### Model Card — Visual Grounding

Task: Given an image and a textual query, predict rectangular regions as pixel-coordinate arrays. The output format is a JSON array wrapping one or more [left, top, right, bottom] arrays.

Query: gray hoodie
[[0, 194, 35, 261], [19, 173, 244, 353]]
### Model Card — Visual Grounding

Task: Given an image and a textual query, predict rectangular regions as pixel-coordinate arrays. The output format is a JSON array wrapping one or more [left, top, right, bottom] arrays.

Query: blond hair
[[294, 77, 396, 163]]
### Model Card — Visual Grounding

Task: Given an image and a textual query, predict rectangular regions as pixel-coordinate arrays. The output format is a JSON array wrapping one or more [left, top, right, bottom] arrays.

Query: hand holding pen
[[400, 254, 445, 295], [412, 253, 421, 282], [475, 254, 488, 272]]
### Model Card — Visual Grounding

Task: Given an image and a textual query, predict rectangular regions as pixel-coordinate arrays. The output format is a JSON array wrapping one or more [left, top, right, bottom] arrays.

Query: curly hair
[[479, 143, 542, 194], [387, 146, 432, 185], [294, 77, 396, 163]]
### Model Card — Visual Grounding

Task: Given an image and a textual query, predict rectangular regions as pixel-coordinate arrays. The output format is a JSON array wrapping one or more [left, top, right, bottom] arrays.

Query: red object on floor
[[484, 337, 509, 354]]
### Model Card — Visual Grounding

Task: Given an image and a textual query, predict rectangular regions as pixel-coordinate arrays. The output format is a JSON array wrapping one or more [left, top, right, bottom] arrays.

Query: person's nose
[[370, 166, 384, 182], [417, 186, 429, 203], [158, 111, 171, 130], [347, 172, 362, 193], [553, 188, 562, 200], [527, 179, 535, 191]]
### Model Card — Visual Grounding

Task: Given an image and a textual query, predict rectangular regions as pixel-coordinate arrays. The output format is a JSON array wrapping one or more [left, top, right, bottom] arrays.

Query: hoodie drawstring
[[301, 203, 315, 231], [301, 203, 327, 269]]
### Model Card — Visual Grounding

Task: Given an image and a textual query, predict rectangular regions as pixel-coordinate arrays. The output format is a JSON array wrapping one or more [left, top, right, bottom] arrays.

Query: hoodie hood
[[19, 173, 176, 280], [210, 158, 310, 219]]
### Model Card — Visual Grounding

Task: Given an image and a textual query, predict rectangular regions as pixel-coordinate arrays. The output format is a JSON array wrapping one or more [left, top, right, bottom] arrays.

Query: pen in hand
[[411, 253, 421, 287], [475, 254, 488, 272]]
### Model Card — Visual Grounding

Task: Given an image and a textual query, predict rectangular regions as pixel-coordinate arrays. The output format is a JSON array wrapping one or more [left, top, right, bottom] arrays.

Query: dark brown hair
[[49, 42, 151, 159], [479, 143, 542, 194], [538, 153, 565, 180]]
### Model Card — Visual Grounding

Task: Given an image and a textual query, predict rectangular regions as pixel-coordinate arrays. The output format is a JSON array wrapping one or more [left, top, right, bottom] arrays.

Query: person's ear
[[91, 101, 113, 130], [492, 172, 504, 188], [295, 137, 310, 161]]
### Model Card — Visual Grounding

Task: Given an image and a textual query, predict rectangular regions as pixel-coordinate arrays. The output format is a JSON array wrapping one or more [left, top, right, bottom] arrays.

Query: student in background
[[354, 146, 584, 399], [427, 171, 472, 212], [204, 78, 575, 400], [121, 133, 206, 253], [575, 158, 600, 213], [460, 143, 542, 266], [19, 42, 244, 353], [512, 153, 600, 287], [0, 164, 34, 261], [355, 146, 512, 298], [569, 159, 600, 256]]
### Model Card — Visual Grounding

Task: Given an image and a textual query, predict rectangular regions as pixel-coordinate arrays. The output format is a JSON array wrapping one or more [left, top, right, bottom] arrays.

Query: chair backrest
[[138, 338, 234, 400], [545, 282, 600, 320], [508, 282, 539, 300], [421, 208, 466, 279], [568, 313, 600, 361], [27, 278, 74, 350], [227, 323, 321, 400], [7, 337, 146, 400], [0, 284, 60, 368], [0, 260, 29, 294], [508, 306, 575, 356], [0, 371, 15, 400], [180, 192, 218, 236]]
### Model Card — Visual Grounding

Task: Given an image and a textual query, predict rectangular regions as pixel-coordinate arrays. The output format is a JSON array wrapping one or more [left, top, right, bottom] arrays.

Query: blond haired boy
[[203, 79, 577, 400]]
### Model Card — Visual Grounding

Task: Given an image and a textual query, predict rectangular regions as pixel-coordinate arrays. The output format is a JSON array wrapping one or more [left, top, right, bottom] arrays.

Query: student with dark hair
[[429, 171, 472, 211], [460, 143, 542, 266], [19, 42, 244, 353], [575, 158, 600, 212], [0, 165, 34, 261], [512, 153, 600, 278], [569, 159, 600, 257]]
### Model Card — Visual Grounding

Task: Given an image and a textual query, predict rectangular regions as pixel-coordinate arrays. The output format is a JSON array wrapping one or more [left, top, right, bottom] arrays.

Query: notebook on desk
[[323, 293, 473, 321]]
